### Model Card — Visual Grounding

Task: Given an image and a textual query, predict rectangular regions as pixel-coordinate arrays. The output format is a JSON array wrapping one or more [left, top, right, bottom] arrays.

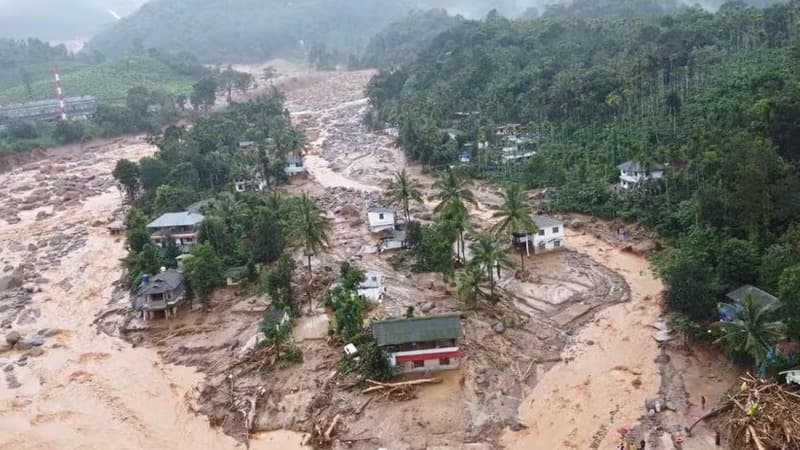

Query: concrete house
[[146, 212, 205, 253], [379, 229, 407, 253], [371, 314, 463, 375], [617, 160, 665, 190], [513, 215, 565, 254], [331, 271, 385, 302], [367, 207, 397, 233], [284, 154, 305, 177], [135, 270, 185, 320]]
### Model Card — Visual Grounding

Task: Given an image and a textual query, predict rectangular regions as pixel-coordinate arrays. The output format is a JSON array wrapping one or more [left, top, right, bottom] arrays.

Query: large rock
[[492, 321, 506, 334], [0, 271, 24, 291], [15, 335, 45, 350], [5, 331, 21, 345]]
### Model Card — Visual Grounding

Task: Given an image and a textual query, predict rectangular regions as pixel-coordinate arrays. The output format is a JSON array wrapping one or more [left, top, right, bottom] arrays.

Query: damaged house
[[135, 270, 186, 320]]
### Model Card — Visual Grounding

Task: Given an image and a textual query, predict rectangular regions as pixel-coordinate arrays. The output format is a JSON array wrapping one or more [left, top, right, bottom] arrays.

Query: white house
[[617, 160, 665, 189], [358, 271, 385, 302], [379, 229, 407, 253], [367, 207, 397, 233], [284, 154, 305, 177], [513, 214, 565, 255]]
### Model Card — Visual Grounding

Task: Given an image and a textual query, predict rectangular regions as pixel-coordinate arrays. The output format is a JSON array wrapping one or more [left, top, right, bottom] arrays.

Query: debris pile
[[706, 374, 800, 449]]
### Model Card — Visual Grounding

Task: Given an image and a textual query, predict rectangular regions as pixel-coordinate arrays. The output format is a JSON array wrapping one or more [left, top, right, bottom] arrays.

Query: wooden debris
[[324, 414, 340, 440], [700, 373, 800, 449], [361, 377, 442, 394]]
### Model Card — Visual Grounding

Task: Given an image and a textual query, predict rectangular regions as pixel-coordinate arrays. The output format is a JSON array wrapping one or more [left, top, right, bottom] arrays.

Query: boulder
[[15, 335, 45, 350], [26, 347, 44, 357], [5, 331, 21, 345], [0, 271, 24, 291], [420, 302, 435, 313], [492, 321, 506, 334]]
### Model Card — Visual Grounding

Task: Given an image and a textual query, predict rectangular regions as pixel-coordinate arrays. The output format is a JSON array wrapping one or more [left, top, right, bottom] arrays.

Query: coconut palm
[[432, 168, 476, 214], [470, 233, 513, 300], [386, 169, 423, 223], [491, 184, 537, 270], [440, 203, 470, 264], [456, 265, 486, 307], [292, 193, 330, 275], [713, 294, 786, 371]]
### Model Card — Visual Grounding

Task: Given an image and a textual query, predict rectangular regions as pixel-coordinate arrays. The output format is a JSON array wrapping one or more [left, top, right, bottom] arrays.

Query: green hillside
[[0, 55, 201, 104]]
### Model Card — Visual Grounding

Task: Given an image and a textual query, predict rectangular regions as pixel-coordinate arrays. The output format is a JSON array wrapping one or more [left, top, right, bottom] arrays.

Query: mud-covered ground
[[0, 63, 738, 450], [114, 67, 642, 450]]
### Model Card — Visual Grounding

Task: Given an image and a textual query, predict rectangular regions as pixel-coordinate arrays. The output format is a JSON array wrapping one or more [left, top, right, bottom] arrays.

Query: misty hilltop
[[0, 0, 147, 42], [85, 0, 534, 62]]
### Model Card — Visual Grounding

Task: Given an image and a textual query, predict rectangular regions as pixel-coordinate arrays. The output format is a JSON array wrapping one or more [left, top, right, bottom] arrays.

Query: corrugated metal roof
[[147, 212, 204, 229], [532, 214, 561, 229], [726, 285, 778, 307], [617, 160, 665, 172], [138, 271, 183, 296], [371, 314, 462, 346]]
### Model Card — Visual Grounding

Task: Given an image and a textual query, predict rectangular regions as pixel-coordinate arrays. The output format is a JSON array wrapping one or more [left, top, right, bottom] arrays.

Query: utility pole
[[53, 66, 67, 120]]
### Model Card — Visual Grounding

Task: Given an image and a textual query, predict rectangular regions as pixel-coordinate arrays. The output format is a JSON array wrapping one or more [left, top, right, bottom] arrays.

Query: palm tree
[[432, 168, 476, 214], [386, 169, 423, 223], [713, 294, 786, 372], [470, 233, 513, 300], [292, 193, 330, 275], [491, 184, 537, 270], [440, 203, 470, 264], [456, 265, 486, 307]]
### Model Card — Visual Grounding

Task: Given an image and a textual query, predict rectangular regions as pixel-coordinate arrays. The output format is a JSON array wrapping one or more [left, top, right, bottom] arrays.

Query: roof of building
[[360, 272, 383, 290], [726, 285, 779, 307], [532, 214, 562, 229], [147, 212, 205, 229], [371, 314, 462, 347], [379, 228, 407, 241], [138, 271, 183, 296], [617, 160, 666, 172], [368, 207, 395, 214], [286, 154, 304, 164]]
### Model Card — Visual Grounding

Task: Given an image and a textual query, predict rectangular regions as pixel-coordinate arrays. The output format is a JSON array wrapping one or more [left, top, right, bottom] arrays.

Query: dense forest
[[367, 0, 800, 365], [360, 9, 466, 69]]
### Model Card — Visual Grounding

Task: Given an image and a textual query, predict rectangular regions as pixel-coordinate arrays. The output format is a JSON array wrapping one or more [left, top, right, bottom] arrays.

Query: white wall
[[368, 211, 395, 231]]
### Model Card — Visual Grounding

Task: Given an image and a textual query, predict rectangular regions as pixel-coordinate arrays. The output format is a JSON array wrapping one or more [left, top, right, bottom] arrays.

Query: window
[[552, 226, 559, 233], [554, 240, 561, 248], [413, 360, 425, 368], [378, 213, 384, 220], [439, 357, 451, 366], [538, 241, 546, 249], [538, 229, 545, 236]]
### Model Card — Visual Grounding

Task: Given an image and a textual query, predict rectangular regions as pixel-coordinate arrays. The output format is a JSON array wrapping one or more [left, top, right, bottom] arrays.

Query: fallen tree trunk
[[361, 377, 442, 394]]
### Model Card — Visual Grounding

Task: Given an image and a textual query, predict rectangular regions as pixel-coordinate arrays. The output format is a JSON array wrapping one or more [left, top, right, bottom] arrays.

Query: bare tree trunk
[[307, 254, 312, 277]]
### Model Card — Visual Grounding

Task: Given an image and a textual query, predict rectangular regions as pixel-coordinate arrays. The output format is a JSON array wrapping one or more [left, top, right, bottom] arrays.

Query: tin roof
[[726, 285, 778, 307], [371, 314, 462, 347], [147, 212, 205, 229], [532, 214, 561, 229], [617, 160, 665, 172], [138, 271, 183, 296]]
